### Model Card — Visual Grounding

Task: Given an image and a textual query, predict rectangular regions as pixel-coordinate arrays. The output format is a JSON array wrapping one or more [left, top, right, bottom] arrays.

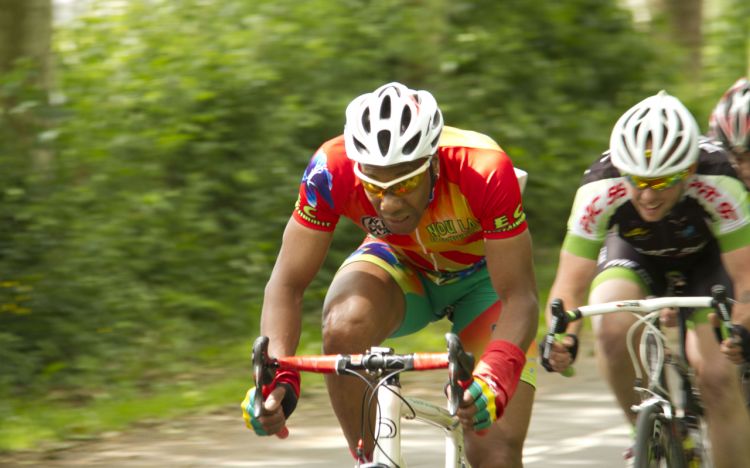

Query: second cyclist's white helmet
[[344, 82, 444, 167], [609, 90, 700, 177]]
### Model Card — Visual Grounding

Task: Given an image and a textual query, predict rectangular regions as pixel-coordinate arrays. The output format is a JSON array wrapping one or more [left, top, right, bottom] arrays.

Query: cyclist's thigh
[[684, 240, 733, 327], [590, 234, 653, 331], [325, 236, 433, 340]]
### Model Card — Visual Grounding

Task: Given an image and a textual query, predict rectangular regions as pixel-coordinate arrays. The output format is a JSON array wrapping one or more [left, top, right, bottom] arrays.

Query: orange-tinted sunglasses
[[354, 158, 432, 199]]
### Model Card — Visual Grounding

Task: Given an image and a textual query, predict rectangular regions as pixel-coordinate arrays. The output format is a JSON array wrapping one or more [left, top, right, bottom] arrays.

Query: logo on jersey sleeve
[[492, 203, 526, 232], [295, 196, 332, 228], [302, 150, 334, 209]]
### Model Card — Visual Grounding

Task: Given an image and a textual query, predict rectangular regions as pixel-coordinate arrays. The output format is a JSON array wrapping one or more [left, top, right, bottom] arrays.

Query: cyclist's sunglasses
[[625, 169, 689, 191], [354, 158, 432, 198]]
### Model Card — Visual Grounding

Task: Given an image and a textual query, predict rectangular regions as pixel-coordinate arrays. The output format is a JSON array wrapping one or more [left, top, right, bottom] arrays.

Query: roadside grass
[[0, 244, 570, 453]]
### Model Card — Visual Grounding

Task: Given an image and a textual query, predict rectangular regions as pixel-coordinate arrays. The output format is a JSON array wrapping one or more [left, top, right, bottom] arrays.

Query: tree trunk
[[0, 0, 54, 172], [647, 0, 703, 81]]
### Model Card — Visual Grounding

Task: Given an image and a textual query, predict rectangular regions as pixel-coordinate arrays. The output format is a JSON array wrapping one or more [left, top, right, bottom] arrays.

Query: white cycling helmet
[[609, 90, 699, 177], [709, 77, 750, 152], [344, 82, 444, 167]]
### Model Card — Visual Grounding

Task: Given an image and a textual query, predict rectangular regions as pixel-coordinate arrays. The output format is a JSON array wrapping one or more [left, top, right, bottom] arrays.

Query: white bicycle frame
[[369, 380, 466, 468], [558, 295, 717, 467], [568, 295, 715, 396]]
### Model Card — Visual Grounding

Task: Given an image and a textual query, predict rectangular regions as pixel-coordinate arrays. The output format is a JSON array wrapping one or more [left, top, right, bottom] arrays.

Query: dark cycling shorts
[[338, 236, 537, 388], [592, 232, 732, 323]]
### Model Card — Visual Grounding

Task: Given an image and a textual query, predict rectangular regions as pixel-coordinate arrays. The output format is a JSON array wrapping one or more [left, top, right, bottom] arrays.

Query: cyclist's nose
[[378, 192, 407, 212], [637, 187, 660, 202]]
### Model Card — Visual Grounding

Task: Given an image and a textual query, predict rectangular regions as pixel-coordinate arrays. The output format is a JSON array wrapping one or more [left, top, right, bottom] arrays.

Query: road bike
[[252, 332, 475, 468], [541, 284, 737, 468]]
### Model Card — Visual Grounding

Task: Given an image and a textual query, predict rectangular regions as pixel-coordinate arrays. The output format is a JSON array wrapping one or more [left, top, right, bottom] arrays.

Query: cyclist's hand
[[241, 369, 300, 438], [709, 314, 750, 365], [457, 375, 497, 433], [540, 334, 578, 374], [456, 340, 525, 434]]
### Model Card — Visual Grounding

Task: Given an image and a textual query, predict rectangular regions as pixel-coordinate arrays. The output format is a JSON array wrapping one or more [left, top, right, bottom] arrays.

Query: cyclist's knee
[[467, 442, 522, 468], [696, 359, 739, 404], [322, 299, 376, 353], [593, 318, 631, 359], [466, 425, 524, 468]]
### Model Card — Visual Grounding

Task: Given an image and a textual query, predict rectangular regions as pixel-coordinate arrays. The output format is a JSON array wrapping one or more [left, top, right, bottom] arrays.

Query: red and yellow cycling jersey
[[292, 126, 527, 284]]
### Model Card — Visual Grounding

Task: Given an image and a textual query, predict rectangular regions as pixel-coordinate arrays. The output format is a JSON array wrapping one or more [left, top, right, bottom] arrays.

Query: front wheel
[[634, 402, 687, 468]]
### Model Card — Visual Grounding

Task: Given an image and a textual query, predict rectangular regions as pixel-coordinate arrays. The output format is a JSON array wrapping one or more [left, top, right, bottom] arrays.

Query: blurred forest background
[[0, 0, 748, 450]]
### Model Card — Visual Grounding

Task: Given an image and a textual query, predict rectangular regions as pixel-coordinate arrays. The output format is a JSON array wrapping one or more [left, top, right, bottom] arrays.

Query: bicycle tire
[[634, 402, 687, 468]]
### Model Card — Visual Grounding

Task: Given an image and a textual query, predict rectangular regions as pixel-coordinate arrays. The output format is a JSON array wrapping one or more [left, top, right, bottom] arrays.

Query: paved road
[[2, 345, 631, 467]]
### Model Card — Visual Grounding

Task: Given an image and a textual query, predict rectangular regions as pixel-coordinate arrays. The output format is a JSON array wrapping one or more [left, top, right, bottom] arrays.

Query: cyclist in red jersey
[[710, 77, 750, 189], [543, 91, 750, 468], [242, 82, 539, 467]]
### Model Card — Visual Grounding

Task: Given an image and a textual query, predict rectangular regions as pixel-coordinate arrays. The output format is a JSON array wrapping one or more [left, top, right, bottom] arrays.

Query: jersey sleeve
[[457, 148, 528, 240], [687, 175, 750, 252], [292, 147, 340, 232], [561, 177, 629, 259]]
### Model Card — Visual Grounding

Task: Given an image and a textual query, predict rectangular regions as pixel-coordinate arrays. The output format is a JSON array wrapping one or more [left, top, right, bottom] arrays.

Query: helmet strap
[[427, 162, 438, 204]]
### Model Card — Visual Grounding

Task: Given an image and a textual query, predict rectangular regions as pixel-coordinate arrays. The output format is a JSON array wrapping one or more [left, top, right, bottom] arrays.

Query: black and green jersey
[[562, 139, 750, 260]]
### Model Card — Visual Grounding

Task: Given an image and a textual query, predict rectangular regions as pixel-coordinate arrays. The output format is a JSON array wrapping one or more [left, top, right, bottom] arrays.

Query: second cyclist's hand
[[710, 313, 750, 365], [541, 334, 578, 373]]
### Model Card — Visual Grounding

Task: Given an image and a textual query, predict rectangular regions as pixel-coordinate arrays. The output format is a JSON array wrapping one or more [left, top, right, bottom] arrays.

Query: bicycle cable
[[338, 366, 411, 467], [364, 368, 413, 468]]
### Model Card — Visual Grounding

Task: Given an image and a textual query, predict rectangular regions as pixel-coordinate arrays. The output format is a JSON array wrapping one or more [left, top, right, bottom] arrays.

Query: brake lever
[[252, 336, 276, 418], [446, 332, 474, 416], [711, 285, 733, 342], [541, 299, 575, 376]]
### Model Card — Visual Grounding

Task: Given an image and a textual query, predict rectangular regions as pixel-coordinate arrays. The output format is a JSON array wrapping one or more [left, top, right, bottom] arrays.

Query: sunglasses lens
[[627, 171, 686, 191], [362, 181, 384, 196], [390, 173, 425, 195], [361, 170, 427, 197]]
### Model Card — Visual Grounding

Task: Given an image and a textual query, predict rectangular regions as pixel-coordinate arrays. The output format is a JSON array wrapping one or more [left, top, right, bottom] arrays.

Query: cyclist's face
[[628, 180, 686, 222], [729, 149, 750, 188], [359, 158, 436, 234]]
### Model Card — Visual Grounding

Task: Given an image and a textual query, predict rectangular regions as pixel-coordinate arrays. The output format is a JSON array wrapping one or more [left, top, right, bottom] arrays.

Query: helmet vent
[[665, 135, 688, 165], [431, 112, 441, 129], [353, 137, 367, 155], [377, 130, 391, 157], [400, 106, 412, 135], [402, 132, 420, 155], [362, 108, 371, 133], [380, 96, 391, 119]]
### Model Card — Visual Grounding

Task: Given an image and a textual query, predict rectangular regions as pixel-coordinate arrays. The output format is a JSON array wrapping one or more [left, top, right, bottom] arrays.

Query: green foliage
[[0, 0, 676, 416], [698, 0, 750, 123]]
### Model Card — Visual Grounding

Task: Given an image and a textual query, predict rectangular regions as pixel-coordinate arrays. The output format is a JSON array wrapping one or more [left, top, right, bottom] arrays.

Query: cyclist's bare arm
[[543, 250, 597, 372], [546, 250, 598, 336], [719, 244, 750, 363], [722, 245, 750, 322], [261, 217, 334, 358], [455, 231, 537, 430], [485, 230, 539, 350]]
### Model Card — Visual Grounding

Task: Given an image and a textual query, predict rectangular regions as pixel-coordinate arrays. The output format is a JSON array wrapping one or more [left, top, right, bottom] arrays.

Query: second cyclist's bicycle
[[541, 285, 737, 468]]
